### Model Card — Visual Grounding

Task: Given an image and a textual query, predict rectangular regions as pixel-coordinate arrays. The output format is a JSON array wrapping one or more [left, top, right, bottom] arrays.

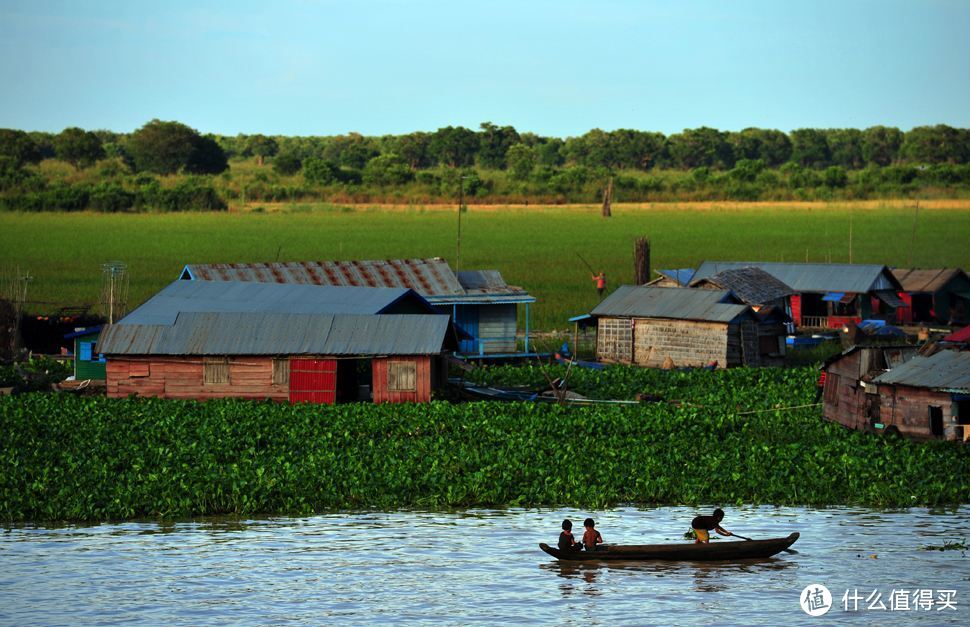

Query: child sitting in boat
[[558, 519, 583, 552], [582, 518, 604, 551], [690, 508, 733, 544]]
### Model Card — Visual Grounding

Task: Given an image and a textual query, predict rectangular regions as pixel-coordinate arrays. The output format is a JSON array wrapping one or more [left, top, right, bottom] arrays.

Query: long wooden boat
[[539, 532, 799, 561]]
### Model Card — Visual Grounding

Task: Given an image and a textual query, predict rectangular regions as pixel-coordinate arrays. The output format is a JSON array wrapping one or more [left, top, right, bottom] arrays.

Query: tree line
[[1, 119, 969, 211]]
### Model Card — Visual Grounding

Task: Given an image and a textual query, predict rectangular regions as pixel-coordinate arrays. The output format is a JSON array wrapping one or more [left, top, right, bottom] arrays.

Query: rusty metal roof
[[891, 268, 969, 293], [693, 261, 902, 293], [591, 286, 753, 323], [180, 258, 534, 304], [120, 280, 434, 325], [873, 349, 970, 392], [98, 313, 453, 356], [690, 267, 794, 306]]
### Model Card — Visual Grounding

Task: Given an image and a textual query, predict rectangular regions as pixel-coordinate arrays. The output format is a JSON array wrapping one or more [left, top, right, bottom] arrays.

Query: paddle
[[731, 533, 798, 554]]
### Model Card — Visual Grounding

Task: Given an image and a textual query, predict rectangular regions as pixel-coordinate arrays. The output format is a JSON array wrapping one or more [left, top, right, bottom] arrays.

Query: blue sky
[[1, 0, 967, 137]]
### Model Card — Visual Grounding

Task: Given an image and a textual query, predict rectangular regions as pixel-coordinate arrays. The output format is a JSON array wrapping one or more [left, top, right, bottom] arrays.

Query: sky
[[1, 0, 968, 138]]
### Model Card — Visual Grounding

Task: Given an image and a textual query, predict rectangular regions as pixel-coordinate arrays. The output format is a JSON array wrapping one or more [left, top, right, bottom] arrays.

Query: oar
[[731, 532, 798, 554]]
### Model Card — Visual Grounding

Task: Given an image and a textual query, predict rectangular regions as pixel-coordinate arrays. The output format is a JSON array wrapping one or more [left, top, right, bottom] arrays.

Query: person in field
[[558, 519, 583, 552], [691, 508, 733, 544], [582, 517, 604, 551], [591, 271, 606, 298]]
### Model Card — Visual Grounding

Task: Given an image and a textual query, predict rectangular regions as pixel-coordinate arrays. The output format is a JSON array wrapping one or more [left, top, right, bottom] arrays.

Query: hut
[[821, 345, 919, 435], [180, 258, 536, 357], [64, 325, 105, 380], [577, 286, 783, 368], [891, 268, 970, 326], [646, 269, 695, 288], [871, 349, 970, 441], [692, 261, 905, 330], [97, 281, 457, 403]]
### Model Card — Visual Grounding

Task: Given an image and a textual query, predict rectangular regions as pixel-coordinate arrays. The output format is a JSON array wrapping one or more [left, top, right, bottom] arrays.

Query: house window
[[823, 373, 839, 403], [272, 358, 290, 385], [387, 360, 416, 391], [204, 357, 229, 384]]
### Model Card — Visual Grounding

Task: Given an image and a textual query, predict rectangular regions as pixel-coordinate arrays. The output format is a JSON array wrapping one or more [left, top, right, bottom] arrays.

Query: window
[[387, 360, 416, 392], [204, 357, 229, 384], [272, 357, 290, 385]]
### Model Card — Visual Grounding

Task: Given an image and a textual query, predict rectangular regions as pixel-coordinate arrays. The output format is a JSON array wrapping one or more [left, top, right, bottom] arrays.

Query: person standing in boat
[[582, 518, 603, 551], [558, 519, 583, 552], [690, 508, 733, 544]]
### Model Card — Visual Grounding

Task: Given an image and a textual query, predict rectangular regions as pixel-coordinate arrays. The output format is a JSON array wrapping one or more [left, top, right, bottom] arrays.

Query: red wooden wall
[[289, 358, 337, 404], [371, 356, 432, 403]]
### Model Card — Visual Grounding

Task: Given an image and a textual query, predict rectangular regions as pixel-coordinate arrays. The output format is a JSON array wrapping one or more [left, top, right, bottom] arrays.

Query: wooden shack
[[180, 259, 536, 357], [691, 261, 905, 329], [583, 286, 781, 368], [822, 345, 918, 434], [891, 268, 970, 326], [97, 281, 456, 403], [871, 349, 970, 441]]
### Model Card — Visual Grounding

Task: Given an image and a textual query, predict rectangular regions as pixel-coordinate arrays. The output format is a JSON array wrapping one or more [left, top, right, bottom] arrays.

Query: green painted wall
[[74, 332, 106, 380]]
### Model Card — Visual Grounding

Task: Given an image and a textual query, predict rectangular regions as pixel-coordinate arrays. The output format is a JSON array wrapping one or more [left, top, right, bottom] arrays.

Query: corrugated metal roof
[[943, 326, 970, 343], [98, 313, 452, 356], [690, 267, 794, 305], [119, 280, 432, 326], [181, 259, 535, 304], [891, 268, 968, 293], [873, 349, 970, 392], [591, 286, 753, 323], [693, 261, 902, 293], [656, 269, 696, 286]]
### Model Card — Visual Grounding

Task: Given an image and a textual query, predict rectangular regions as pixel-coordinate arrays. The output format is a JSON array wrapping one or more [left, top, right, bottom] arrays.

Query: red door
[[289, 358, 337, 404]]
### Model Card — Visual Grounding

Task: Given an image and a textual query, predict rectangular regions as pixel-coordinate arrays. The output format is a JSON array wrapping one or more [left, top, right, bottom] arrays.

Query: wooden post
[[634, 237, 651, 285], [601, 176, 613, 218]]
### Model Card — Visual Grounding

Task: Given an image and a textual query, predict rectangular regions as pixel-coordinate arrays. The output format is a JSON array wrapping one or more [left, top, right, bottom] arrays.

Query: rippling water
[[1, 506, 968, 625]]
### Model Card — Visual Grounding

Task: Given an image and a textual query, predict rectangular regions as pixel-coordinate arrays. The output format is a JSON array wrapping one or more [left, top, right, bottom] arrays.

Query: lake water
[[1, 506, 968, 625]]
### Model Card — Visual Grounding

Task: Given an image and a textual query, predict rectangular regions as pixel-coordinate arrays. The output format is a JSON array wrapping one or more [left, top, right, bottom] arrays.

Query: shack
[[577, 286, 782, 368], [180, 258, 536, 357], [692, 261, 905, 329], [891, 268, 970, 326], [646, 269, 695, 288], [64, 325, 105, 380], [871, 349, 970, 441], [97, 280, 457, 403], [821, 345, 919, 435]]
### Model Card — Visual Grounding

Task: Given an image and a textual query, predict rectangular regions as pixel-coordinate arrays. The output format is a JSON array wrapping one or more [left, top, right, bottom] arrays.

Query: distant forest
[[2, 121, 970, 211]]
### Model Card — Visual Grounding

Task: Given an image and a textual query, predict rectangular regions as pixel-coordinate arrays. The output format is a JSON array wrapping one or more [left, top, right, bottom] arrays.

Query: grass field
[[3, 201, 970, 330]]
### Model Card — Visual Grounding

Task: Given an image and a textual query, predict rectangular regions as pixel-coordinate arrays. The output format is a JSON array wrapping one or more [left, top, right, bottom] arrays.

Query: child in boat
[[690, 508, 732, 544], [558, 519, 583, 552], [582, 518, 604, 551]]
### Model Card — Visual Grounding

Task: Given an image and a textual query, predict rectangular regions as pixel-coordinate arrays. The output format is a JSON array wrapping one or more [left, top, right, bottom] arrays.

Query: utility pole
[[456, 175, 470, 271]]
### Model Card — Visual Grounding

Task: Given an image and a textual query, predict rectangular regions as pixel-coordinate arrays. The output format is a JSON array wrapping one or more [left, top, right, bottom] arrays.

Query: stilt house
[[891, 268, 970, 326]]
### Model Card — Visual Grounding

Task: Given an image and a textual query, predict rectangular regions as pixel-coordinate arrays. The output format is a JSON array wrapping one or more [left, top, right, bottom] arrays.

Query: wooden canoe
[[539, 532, 799, 561]]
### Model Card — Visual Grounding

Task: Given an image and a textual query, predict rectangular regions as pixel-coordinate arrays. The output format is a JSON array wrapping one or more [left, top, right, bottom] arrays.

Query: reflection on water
[[1, 506, 968, 625]]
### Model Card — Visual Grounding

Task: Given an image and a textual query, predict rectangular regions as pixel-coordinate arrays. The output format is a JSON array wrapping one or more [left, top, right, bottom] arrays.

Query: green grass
[[3, 203, 970, 329]]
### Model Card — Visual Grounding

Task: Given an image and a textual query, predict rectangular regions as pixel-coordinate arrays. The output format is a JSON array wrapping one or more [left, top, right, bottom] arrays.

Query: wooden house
[[891, 268, 970, 326], [64, 326, 105, 380], [871, 349, 970, 441], [646, 269, 695, 288], [692, 261, 905, 330], [578, 286, 784, 368], [821, 345, 919, 435], [179, 258, 536, 357], [97, 281, 457, 403]]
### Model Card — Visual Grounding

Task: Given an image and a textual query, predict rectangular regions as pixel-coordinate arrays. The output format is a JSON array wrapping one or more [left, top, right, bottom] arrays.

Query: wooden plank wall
[[478, 304, 516, 354], [877, 384, 960, 440], [106, 356, 288, 401], [372, 355, 431, 403]]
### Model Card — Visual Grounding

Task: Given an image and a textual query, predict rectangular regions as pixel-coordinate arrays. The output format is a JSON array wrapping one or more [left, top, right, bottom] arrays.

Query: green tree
[[362, 154, 413, 186], [391, 132, 433, 169], [506, 143, 536, 181], [900, 125, 967, 164], [789, 128, 831, 168], [303, 158, 341, 185], [667, 127, 735, 169], [429, 126, 478, 167], [321, 133, 379, 169], [729, 128, 791, 167], [0, 129, 42, 166], [246, 135, 279, 166], [825, 128, 865, 169], [272, 152, 302, 175], [477, 122, 520, 169], [53, 127, 105, 170], [125, 120, 228, 175], [535, 138, 565, 166], [861, 126, 903, 166]]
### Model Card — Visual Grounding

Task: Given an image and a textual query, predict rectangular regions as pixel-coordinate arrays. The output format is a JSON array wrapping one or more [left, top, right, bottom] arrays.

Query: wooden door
[[289, 358, 337, 404]]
